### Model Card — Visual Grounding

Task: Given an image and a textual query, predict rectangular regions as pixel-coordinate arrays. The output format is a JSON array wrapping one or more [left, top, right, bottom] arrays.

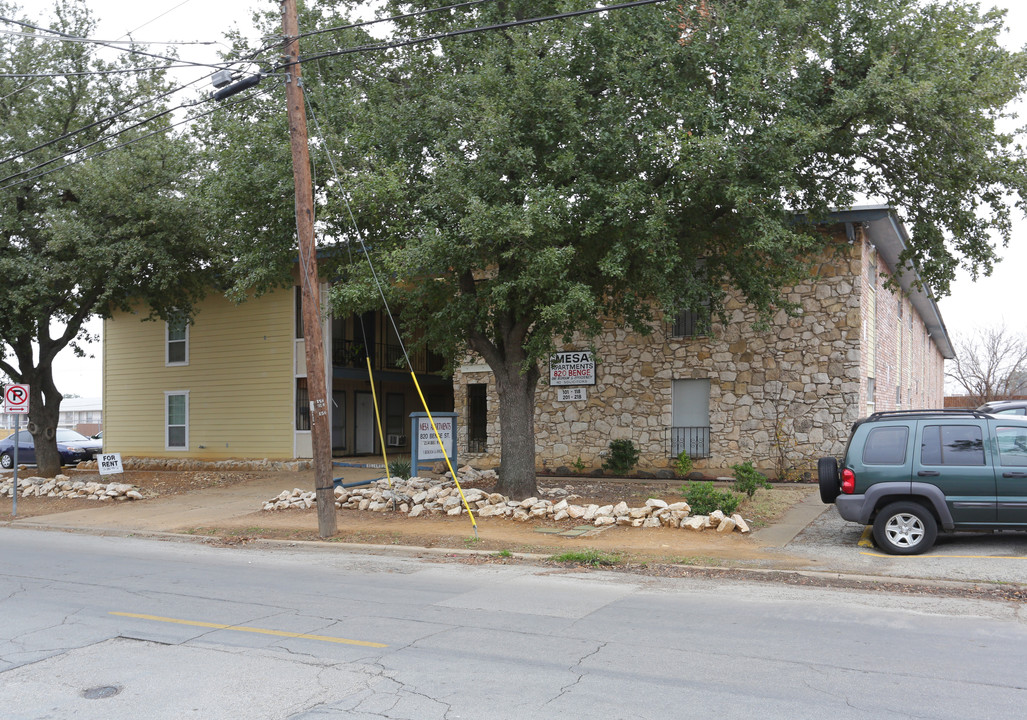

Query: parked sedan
[[978, 400, 1027, 416], [0, 429, 100, 469]]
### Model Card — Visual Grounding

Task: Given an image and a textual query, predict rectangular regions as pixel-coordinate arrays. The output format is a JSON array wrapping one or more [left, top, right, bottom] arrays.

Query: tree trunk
[[492, 361, 540, 499], [26, 380, 62, 478]]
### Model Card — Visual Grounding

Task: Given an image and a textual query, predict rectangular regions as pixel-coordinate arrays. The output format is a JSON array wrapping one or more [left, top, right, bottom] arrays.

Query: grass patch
[[495, 549, 513, 558], [738, 486, 815, 528], [549, 549, 621, 566]]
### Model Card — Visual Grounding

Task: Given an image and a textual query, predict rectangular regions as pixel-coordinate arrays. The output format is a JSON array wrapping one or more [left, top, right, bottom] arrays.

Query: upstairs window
[[166, 313, 189, 366]]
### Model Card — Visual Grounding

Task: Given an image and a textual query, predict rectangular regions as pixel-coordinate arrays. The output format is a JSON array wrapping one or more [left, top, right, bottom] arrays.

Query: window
[[921, 425, 985, 467], [467, 384, 488, 452], [866, 377, 876, 415], [296, 378, 310, 431], [671, 379, 711, 458], [165, 391, 188, 450], [863, 427, 908, 465], [166, 314, 188, 365], [386, 393, 405, 437], [997, 427, 1027, 467], [295, 286, 304, 339]]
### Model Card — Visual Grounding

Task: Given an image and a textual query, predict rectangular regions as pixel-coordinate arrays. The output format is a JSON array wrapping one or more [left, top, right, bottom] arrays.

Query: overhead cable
[[287, 0, 670, 66], [0, 82, 279, 194]]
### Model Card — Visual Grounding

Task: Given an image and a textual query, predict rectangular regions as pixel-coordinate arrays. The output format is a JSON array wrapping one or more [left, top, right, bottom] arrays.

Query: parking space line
[[110, 612, 388, 647]]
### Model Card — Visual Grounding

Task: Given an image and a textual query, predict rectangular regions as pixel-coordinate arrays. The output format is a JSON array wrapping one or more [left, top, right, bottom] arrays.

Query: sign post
[[3, 383, 29, 517]]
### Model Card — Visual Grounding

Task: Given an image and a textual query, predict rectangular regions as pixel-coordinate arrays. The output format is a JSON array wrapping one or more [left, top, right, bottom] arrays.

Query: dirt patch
[[0, 468, 262, 520]]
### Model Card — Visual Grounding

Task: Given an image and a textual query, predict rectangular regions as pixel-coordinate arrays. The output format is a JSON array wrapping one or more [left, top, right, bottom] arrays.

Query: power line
[[0, 74, 209, 167], [0, 14, 236, 70], [294, 0, 496, 42], [0, 28, 221, 46], [0, 64, 224, 78], [0, 81, 279, 195], [289, 0, 670, 66]]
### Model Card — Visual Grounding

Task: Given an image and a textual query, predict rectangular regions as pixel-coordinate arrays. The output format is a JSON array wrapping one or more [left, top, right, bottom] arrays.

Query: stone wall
[[455, 235, 868, 477]]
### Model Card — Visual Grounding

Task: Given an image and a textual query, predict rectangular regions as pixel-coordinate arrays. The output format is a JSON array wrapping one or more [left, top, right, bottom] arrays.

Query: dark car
[[0, 428, 100, 469], [977, 400, 1027, 416], [820, 409, 1027, 554]]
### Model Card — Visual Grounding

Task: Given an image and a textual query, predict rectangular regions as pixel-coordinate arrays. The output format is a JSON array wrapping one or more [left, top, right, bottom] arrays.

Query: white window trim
[[166, 315, 189, 366], [165, 390, 189, 451]]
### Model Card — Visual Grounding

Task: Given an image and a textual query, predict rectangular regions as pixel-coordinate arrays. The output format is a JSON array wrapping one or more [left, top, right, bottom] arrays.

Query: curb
[[5, 520, 1024, 595]]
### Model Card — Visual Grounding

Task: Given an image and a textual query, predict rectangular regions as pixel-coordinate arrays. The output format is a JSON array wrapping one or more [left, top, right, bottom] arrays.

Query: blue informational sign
[[410, 411, 458, 472]]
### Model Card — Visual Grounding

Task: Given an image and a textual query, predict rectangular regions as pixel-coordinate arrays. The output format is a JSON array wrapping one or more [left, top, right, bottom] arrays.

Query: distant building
[[59, 397, 103, 436], [1, 396, 101, 436]]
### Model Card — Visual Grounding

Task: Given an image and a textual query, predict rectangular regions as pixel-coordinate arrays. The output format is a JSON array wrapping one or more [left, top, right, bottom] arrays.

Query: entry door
[[355, 391, 375, 454]]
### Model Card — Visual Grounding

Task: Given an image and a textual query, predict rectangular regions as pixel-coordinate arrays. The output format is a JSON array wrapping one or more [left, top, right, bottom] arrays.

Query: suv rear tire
[[873, 501, 938, 555], [818, 457, 840, 503]]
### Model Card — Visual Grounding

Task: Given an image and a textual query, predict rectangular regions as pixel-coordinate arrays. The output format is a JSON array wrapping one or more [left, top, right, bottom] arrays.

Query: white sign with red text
[[549, 351, 595, 386]]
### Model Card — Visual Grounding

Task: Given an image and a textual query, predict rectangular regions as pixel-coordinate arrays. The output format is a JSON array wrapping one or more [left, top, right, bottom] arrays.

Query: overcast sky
[[28, 0, 1027, 396]]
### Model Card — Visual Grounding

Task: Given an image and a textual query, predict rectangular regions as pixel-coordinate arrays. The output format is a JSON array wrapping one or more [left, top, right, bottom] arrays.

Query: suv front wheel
[[873, 501, 938, 555]]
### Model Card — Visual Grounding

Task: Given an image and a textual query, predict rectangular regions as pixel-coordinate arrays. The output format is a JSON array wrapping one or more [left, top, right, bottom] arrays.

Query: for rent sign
[[549, 351, 595, 386]]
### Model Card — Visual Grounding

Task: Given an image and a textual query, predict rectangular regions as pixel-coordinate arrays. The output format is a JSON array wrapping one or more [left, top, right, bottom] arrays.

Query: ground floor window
[[671, 379, 710, 458], [296, 378, 310, 431], [467, 383, 488, 453], [165, 391, 189, 450]]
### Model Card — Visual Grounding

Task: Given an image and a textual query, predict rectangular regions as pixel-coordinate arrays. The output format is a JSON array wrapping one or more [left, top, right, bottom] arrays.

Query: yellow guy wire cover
[[366, 357, 393, 490]]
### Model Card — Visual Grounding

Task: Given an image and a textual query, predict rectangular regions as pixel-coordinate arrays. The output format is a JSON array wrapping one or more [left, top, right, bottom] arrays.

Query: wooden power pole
[[281, 0, 336, 537]]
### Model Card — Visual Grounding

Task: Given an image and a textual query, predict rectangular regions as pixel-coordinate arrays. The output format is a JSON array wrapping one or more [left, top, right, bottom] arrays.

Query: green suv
[[819, 409, 1027, 554]]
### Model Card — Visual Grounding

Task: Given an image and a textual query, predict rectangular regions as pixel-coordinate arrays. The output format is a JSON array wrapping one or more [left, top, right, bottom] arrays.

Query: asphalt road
[[2, 527, 1027, 719]]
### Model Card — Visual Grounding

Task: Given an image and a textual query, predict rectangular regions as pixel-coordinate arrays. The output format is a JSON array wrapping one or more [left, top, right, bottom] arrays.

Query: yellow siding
[[103, 288, 296, 459]]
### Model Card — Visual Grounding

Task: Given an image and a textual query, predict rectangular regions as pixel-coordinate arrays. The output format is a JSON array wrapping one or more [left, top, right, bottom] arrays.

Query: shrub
[[674, 450, 693, 477], [682, 480, 740, 515], [602, 439, 640, 475], [572, 456, 587, 474], [389, 459, 412, 480], [731, 461, 772, 498]]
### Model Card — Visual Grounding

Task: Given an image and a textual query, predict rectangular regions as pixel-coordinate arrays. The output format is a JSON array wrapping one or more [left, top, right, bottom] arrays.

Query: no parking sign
[[3, 384, 29, 414]]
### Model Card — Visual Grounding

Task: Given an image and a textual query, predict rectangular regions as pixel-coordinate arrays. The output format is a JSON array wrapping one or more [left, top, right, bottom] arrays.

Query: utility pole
[[281, 0, 336, 537]]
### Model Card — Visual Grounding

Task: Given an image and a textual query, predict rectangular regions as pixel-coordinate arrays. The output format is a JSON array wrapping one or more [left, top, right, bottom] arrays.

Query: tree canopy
[[0, 0, 215, 475], [205, 0, 1027, 496]]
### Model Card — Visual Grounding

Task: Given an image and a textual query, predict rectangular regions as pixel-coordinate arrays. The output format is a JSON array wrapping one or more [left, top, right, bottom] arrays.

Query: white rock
[[594, 516, 616, 527], [683, 516, 706, 531], [642, 517, 661, 528], [645, 498, 668, 509], [716, 517, 737, 533], [731, 514, 751, 533], [613, 501, 630, 517]]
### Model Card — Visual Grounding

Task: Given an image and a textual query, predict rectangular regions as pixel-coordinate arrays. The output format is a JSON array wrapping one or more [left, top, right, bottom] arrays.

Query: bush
[[674, 450, 693, 477], [602, 439, 640, 475], [682, 480, 740, 515], [389, 459, 412, 480], [731, 461, 772, 498]]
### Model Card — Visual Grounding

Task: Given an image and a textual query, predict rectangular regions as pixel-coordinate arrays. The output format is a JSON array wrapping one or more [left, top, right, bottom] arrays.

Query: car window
[[56, 429, 89, 442], [996, 408, 1026, 416], [863, 426, 909, 465], [997, 427, 1027, 467], [921, 424, 985, 466]]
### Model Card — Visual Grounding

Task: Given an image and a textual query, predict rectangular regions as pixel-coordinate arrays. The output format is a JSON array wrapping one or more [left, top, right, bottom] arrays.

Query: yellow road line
[[110, 612, 388, 647], [859, 552, 1027, 560]]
